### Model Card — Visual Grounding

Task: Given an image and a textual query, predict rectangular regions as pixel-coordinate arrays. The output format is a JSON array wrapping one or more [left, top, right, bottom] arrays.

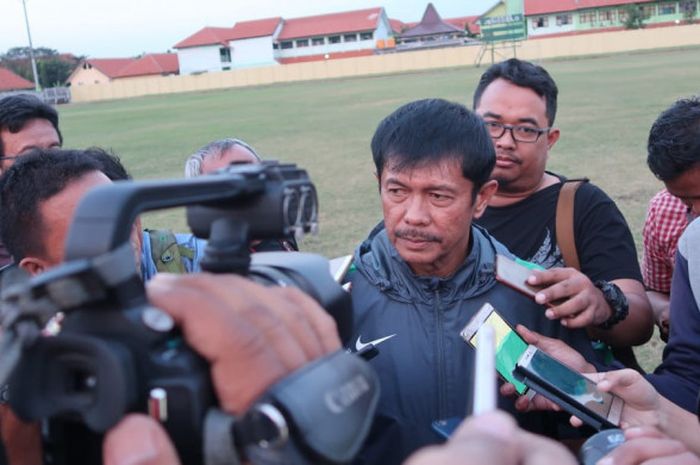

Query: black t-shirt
[[474, 174, 643, 283]]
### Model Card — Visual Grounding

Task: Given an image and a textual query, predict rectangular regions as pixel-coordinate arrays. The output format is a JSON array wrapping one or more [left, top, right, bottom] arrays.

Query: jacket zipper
[[434, 287, 447, 419]]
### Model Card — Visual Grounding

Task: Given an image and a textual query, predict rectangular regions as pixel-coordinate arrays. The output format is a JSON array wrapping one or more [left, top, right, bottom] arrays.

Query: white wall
[[528, 14, 576, 36], [374, 11, 392, 40], [177, 45, 225, 75], [274, 36, 375, 59], [231, 36, 278, 67]]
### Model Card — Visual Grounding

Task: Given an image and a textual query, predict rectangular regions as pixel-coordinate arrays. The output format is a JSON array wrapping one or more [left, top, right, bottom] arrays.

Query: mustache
[[496, 152, 521, 164], [395, 229, 442, 243]]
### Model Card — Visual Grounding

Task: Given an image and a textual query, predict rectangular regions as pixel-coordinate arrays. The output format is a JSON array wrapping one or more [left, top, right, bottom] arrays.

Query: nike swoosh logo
[[355, 334, 396, 352]]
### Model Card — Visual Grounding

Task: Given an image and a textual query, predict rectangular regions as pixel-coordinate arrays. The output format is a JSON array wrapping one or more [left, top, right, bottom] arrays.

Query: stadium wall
[[70, 23, 700, 103]]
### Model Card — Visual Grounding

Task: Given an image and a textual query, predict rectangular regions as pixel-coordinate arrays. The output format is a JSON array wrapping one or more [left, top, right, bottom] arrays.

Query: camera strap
[[220, 350, 378, 465]]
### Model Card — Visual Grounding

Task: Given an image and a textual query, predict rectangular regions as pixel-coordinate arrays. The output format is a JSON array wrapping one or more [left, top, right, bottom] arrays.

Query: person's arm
[[585, 369, 700, 457], [528, 271, 653, 346], [646, 289, 671, 341], [590, 277, 654, 346]]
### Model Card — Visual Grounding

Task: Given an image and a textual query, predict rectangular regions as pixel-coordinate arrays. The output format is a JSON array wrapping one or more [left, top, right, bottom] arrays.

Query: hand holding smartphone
[[496, 255, 566, 307], [514, 345, 623, 430]]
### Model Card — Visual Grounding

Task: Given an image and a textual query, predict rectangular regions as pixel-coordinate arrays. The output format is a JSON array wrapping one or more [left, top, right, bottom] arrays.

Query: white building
[[274, 8, 393, 64], [174, 18, 282, 75]]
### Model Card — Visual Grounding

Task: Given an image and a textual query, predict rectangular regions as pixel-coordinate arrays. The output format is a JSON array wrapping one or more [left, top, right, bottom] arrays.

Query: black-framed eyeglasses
[[484, 121, 550, 143]]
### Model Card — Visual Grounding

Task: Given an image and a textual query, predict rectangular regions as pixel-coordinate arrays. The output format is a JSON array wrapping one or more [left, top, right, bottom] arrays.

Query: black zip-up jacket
[[349, 225, 599, 465]]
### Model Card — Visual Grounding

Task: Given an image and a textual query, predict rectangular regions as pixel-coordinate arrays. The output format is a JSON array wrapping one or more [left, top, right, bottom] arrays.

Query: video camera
[[0, 161, 378, 465]]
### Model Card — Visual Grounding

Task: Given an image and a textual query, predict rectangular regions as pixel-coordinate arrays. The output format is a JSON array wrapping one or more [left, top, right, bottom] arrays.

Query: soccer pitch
[[58, 46, 700, 369], [58, 46, 700, 260]]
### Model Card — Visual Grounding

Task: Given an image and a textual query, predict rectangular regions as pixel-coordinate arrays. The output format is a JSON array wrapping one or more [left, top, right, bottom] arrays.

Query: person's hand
[[102, 273, 343, 465], [528, 268, 611, 328], [147, 273, 342, 415], [405, 410, 576, 465], [104, 414, 179, 465], [596, 427, 700, 465], [500, 325, 595, 412], [573, 369, 661, 429], [0, 405, 42, 465]]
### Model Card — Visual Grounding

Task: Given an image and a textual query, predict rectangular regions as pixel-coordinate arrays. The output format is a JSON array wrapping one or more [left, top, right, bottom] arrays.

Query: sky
[[0, 0, 496, 58]]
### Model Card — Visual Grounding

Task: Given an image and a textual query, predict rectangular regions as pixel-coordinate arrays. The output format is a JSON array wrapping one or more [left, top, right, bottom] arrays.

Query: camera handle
[[199, 217, 251, 275]]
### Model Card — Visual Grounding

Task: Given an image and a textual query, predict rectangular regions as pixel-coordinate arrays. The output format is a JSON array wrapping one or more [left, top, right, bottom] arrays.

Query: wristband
[[594, 280, 629, 329]]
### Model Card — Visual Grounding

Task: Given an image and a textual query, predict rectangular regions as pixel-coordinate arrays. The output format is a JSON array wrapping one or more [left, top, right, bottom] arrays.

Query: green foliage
[[0, 46, 79, 88], [623, 5, 646, 29], [37, 59, 74, 87]]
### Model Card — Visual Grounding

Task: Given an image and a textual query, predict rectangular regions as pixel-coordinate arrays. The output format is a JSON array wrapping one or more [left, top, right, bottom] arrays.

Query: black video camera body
[[1, 162, 364, 465]]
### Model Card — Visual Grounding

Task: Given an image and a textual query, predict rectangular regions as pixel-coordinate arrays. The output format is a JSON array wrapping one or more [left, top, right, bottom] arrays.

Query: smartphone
[[496, 255, 566, 307], [328, 254, 353, 283], [514, 345, 624, 430], [460, 303, 529, 395], [495, 255, 544, 299]]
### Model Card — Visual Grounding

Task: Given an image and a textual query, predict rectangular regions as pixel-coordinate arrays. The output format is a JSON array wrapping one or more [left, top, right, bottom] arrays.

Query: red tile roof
[[174, 27, 234, 49], [86, 58, 138, 78], [175, 18, 282, 49], [229, 17, 282, 40], [445, 15, 481, 34], [115, 53, 179, 78], [0, 67, 34, 91], [277, 7, 384, 40], [525, 0, 655, 15], [389, 18, 406, 34]]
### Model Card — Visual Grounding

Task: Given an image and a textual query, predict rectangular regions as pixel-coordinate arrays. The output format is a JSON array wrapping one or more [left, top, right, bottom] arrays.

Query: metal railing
[[0, 87, 71, 104]]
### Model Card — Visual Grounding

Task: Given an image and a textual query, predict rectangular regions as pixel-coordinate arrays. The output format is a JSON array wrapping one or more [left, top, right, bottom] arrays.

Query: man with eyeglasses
[[0, 94, 63, 268], [472, 59, 653, 363]]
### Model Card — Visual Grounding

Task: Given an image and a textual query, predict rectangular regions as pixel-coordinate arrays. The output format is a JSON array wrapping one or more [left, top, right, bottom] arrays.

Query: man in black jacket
[[349, 98, 602, 465]]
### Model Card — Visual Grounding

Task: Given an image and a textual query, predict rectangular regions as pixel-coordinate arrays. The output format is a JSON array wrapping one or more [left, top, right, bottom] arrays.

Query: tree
[[0, 46, 79, 87], [623, 5, 646, 29], [38, 59, 73, 88]]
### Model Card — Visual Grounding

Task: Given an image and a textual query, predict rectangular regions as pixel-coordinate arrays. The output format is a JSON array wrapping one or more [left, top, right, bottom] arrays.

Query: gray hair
[[184, 138, 261, 178]]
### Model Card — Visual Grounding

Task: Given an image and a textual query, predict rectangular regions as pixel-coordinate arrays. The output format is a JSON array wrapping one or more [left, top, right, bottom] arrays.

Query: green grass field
[[57, 46, 700, 370]]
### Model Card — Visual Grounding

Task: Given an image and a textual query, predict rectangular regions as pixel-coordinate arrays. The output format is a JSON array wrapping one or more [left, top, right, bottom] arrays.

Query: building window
[[273, 43, 279, 49], [343, 33, 357, 42], [556, 14, 572, 25], [640, 5, 656, 18], [599, 10, 615, 22], [659, 2, 677, 14], [360, 31, 374, 40], [296, 39, 309, 47], [312, 37, 325, 45], [219, 47, 231, 63], [534, 16, 548, 28], [579, 12, 596, 23], [618, 9, 629, 21], [328, 35, 341, 44], [280, 41, 293, 49]]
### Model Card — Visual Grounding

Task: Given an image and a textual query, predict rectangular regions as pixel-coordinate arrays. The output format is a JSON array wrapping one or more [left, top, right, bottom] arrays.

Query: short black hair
[[473, 58, 559, 126], [371, 98, 495, 195], [85, 147, 132, 181], [0, 94, 63, 157], [0, 148, 103, 261], [647, 97, 700, 182]]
